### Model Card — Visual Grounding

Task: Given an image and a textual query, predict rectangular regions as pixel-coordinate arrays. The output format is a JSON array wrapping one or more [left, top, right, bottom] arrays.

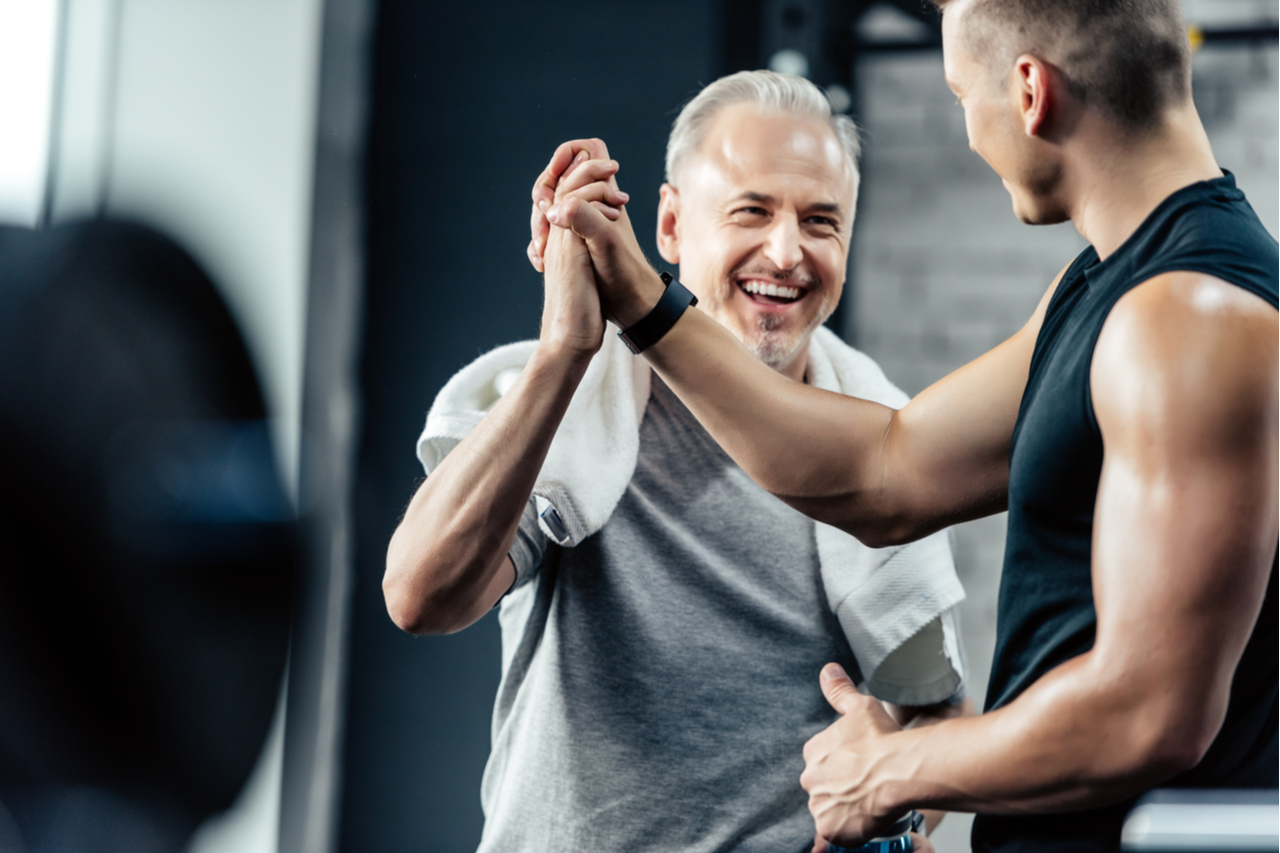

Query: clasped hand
[[802, 662, 935, 851], [528, 139, 669, 335]]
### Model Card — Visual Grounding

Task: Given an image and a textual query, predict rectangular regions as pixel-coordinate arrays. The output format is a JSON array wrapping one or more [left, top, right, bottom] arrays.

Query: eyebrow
[[729, 191, 845, 218]]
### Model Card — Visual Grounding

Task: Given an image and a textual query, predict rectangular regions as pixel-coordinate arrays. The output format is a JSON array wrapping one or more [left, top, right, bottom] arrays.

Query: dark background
[[343, 2, 729, 849]]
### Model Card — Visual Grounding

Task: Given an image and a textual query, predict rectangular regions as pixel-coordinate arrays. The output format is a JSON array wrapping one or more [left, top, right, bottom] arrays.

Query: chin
[[747, 337, 797, 371], [1011, 194, 1070, 226], [745, 319, 821, 373]]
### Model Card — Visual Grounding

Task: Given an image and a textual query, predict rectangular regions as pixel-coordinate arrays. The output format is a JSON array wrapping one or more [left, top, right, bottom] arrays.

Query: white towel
[[417, 326, 966, 696]]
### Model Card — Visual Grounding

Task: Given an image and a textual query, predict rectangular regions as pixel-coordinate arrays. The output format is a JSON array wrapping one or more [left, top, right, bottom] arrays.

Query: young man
[[533, 1, 1278, 851], [386, 72, 970, 851]]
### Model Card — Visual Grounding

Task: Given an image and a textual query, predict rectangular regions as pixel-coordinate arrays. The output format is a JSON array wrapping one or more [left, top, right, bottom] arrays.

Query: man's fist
[[801, 663, 906, 847]]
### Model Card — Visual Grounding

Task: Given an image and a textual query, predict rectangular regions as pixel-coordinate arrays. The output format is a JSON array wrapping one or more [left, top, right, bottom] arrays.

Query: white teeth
[[741, 280, 801, 300]]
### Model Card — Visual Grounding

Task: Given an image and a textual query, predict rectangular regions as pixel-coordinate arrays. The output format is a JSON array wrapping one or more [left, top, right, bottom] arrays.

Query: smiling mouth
[[738, 279, 806, 305]]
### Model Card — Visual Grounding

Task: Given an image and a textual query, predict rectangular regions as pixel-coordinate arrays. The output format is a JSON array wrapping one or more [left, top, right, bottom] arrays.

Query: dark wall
[[343, 2, 722, 850]]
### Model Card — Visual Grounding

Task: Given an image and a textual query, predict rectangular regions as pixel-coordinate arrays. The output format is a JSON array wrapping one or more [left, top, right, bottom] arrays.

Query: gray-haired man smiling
[[384, 71, 970, 851]]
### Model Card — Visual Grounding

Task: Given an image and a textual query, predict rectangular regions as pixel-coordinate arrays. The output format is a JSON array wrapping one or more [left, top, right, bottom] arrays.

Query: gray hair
[[664, 70, 861, 194]]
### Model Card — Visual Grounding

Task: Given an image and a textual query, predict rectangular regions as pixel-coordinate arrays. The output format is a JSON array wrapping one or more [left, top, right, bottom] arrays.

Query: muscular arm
[[801, 272, 1278, 843], [535, 154, 1057, 544], [641, 289, 1046, 545]]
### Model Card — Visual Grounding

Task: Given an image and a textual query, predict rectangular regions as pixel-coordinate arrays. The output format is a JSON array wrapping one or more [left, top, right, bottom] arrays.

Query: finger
[[531, 146, 609, 271], [532, 138, 611, 206], [563, 181, 629, 213], [589, 200, 623, 221], [555, 159, 623, 200], [545, 195, 615, 243], [908, 832, 935, 853], [529, 202, 550, 271], [531, 153, 592, 269], [819, 663, 863, 715], [802, 730, 829, 768]]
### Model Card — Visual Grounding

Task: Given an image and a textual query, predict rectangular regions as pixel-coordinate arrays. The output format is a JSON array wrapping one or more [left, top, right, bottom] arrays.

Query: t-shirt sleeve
[[506, 498, 550, 591]]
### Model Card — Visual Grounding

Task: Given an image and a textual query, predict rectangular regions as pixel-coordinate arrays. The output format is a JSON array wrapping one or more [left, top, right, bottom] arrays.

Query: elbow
[[1137, 717, 1220, 780], [851, 522, 920, 549], [774, 493, 923, 548], [842, 510, 931, 549], [383, 576, 468, 636], [1109, 696, 1223, 786], [382, 572, 429, 634], [382, 554, 470, 636]]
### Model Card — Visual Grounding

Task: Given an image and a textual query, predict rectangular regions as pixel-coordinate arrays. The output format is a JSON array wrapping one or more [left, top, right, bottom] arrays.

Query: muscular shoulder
[[1092, 271, 1278, 450]]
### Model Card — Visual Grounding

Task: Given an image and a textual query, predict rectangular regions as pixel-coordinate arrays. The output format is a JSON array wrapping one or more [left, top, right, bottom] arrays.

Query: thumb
[[819, 662, 861, 715]]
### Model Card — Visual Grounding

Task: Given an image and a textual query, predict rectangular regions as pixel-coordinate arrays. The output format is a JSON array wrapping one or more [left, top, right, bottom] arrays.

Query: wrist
[[611, 268, 669, 329], [873, 729, 931, 819], [530, 337, 597, 375]]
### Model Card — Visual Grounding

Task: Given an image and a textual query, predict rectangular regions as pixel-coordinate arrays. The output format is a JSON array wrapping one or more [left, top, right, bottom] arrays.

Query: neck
[[1062, 102, 1221, 260], [778, 340, 812, 384]]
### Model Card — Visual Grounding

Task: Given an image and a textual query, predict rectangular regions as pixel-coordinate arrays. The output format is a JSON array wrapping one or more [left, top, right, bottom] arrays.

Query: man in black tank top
[[528, 0, 1277, 850]]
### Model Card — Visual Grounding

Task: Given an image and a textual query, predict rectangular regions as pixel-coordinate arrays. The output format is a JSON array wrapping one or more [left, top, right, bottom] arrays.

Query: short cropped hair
[[932, 0, 1192, 131], [665, 70, 861, 194]]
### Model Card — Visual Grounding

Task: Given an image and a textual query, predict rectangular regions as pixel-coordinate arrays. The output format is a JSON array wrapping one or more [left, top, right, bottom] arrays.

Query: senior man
[[535, 1, 1278, 851], [385, 71, 971, 851]]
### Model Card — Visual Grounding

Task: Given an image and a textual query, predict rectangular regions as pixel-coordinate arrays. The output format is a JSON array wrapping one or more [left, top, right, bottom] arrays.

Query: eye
[[734, 206, 769, 217], [807, 215, 839, 228]]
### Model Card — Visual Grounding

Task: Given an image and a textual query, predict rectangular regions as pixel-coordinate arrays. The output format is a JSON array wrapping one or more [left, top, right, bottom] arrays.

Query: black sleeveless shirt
[[972, 174, 1279, 853]]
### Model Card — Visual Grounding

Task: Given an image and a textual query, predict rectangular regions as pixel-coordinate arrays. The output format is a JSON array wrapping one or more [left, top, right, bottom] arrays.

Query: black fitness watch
[[616, 271, 698, 354]]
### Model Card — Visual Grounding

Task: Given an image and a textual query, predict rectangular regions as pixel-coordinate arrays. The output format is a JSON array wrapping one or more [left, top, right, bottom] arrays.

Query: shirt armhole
[[504, 498, 550, 598]]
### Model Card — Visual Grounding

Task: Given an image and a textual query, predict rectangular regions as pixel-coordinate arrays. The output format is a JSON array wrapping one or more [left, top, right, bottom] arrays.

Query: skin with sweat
[[530, 0, 1277, 847]]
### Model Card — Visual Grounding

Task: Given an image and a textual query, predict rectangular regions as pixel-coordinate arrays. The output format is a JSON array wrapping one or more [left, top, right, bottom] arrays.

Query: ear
[[1014, 54, 1053, 139], [656, 183, 681, 264]]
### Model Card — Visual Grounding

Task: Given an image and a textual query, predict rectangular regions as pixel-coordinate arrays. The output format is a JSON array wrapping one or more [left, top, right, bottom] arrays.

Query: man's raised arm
[[532, 141, 1050, 546], [383, 149, 627, 634]]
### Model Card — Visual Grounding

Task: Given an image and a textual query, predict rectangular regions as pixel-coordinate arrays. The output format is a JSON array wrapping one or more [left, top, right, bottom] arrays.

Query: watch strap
[[617, 271, 698, 354]]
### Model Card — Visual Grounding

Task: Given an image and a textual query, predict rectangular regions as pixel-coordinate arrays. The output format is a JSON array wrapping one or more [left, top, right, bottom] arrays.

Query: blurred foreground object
[[1122, 790, 1279, 852], [0, 221, 296, 853]]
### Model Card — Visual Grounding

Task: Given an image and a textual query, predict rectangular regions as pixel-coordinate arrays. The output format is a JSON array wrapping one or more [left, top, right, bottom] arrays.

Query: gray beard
[[744, 302, 830, 372]]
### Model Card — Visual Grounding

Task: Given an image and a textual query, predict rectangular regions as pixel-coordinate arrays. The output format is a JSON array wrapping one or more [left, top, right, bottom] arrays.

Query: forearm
[[873, 655, 1204, 819], [613, 274, 1010, 545], [640, 303, 916, 539], [885, 698, 974, 834], [384, 344, 592, 633]]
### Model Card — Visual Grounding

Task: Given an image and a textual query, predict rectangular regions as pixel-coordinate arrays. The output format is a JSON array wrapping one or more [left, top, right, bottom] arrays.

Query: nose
[[762, 213, 803, 271]]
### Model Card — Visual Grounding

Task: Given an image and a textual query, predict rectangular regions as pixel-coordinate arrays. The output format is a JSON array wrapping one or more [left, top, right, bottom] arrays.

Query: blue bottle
[[826, 810, 924, 853]]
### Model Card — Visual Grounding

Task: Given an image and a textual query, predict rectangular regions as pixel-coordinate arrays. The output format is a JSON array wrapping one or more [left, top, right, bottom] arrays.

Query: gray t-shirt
[[478, 377, 954, 852]]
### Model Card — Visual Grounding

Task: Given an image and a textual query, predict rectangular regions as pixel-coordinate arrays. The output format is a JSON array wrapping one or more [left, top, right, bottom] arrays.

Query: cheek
[[704, 231, 756, 278], [811, 243, 847, 292]]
